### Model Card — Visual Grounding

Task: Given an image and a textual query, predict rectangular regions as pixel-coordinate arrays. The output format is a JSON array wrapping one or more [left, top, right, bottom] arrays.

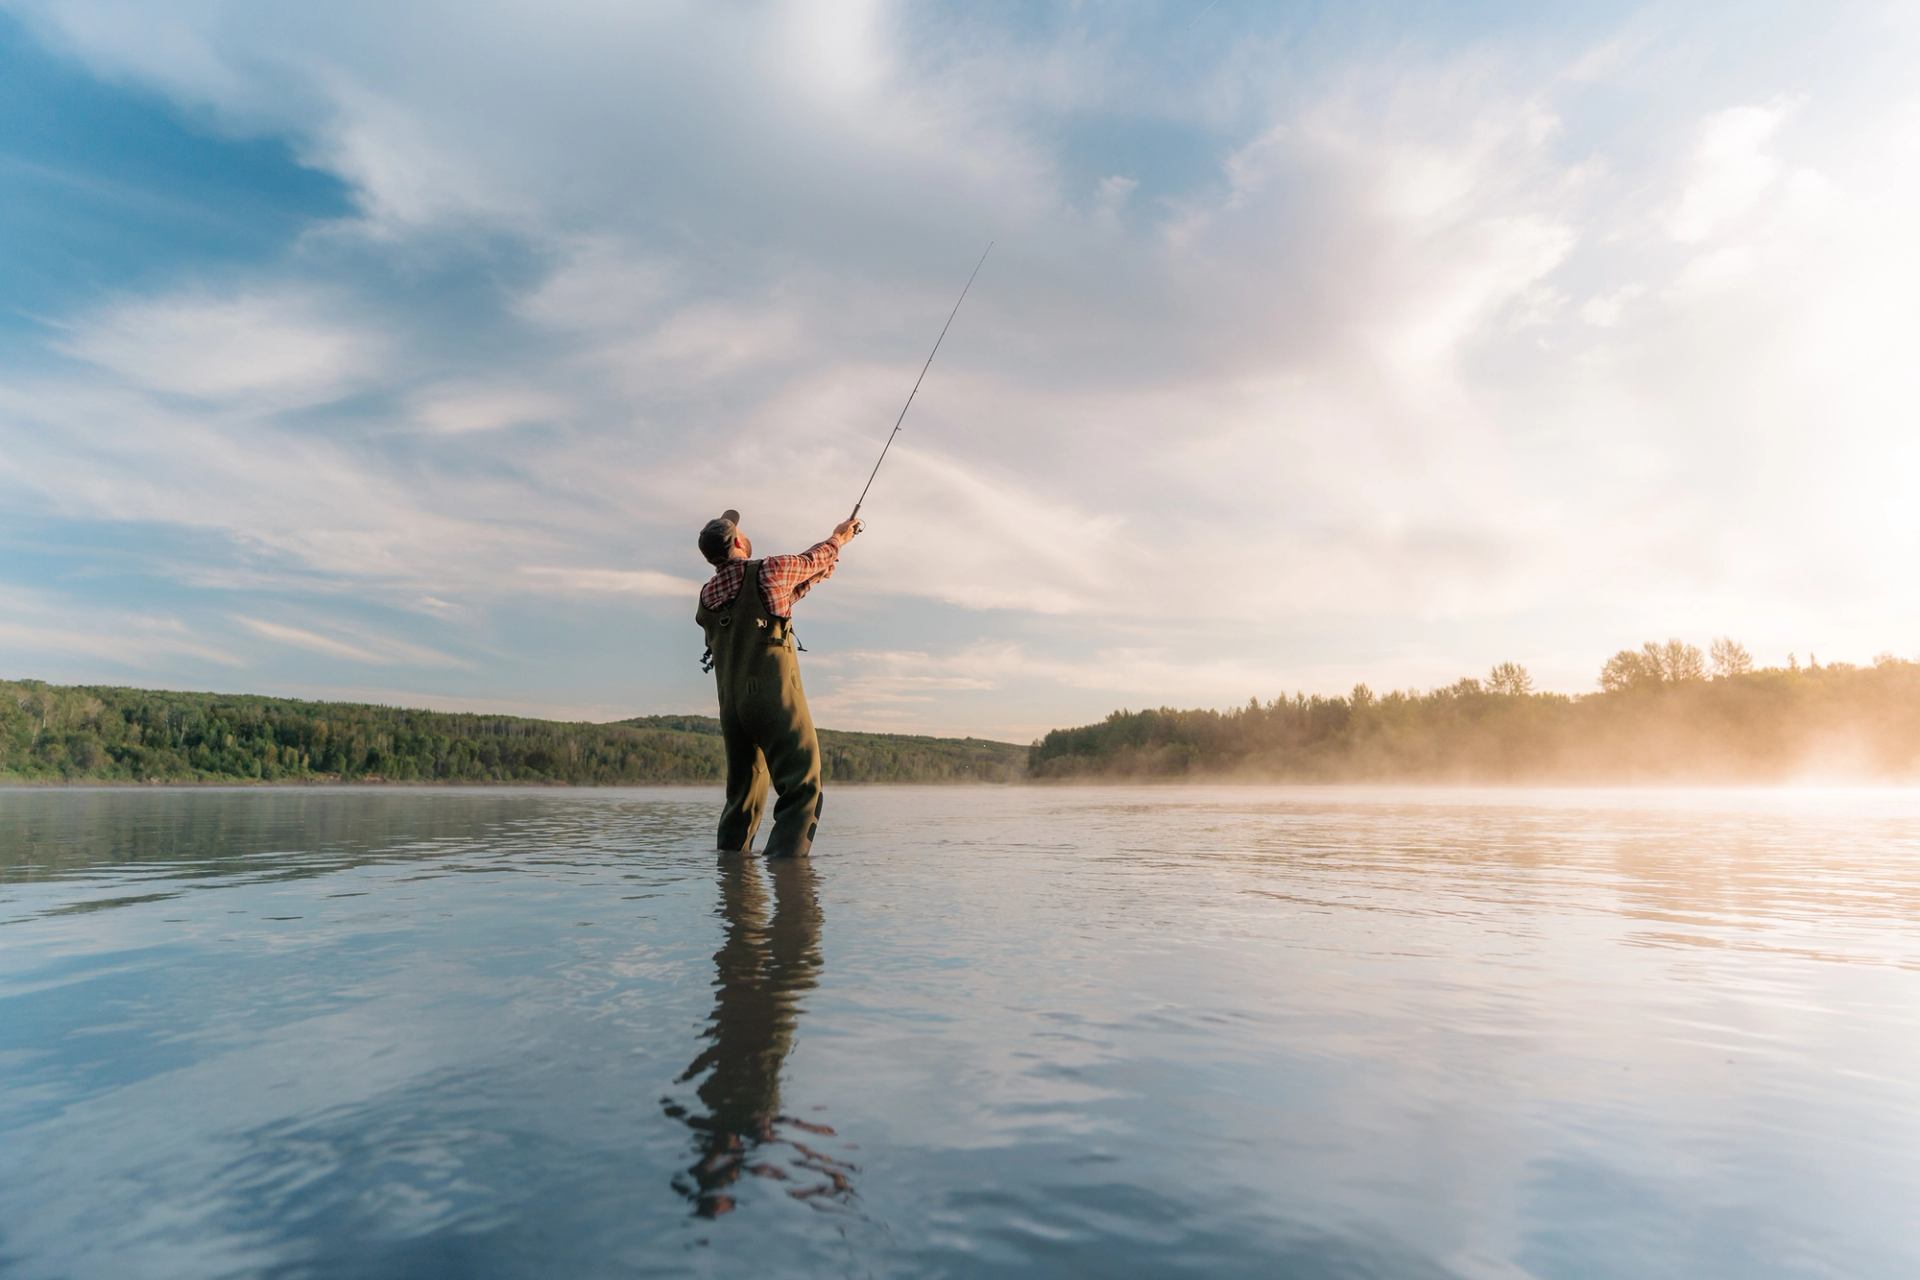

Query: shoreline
[[6, 776, 1914, 791], [0, 776, 1023, 790]]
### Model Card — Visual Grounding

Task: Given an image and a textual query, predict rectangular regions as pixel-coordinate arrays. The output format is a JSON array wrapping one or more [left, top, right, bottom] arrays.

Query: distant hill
[[0, 680, 1025, 785], [614, 713, 1027, 783]]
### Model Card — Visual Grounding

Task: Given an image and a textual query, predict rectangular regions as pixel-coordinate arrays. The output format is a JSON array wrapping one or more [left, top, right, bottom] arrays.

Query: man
[[695, 508, 860, 858]]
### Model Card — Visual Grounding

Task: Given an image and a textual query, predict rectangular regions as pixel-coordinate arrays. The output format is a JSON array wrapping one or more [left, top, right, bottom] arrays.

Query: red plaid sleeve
[[698, 560, 744, 612], [757, 540, 840, 617]]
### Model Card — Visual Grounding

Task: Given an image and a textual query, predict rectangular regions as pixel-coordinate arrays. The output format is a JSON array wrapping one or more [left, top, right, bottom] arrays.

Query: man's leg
[[760, 709, 824, 860], [716, 712, 769, 852]]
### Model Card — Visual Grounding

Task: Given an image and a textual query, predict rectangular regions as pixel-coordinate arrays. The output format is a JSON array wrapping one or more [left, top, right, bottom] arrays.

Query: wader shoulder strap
[[736, 561, 766, 620], [698, 560, 763, 670], [700, 561, 769, 670]]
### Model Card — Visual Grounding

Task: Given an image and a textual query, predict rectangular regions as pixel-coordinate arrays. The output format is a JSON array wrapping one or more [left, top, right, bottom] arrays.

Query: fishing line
[[849, 241, 994, 525]]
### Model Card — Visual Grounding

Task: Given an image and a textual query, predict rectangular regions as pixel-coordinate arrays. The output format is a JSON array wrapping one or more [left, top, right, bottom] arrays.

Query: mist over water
[[2, 786, 1916, 1278]]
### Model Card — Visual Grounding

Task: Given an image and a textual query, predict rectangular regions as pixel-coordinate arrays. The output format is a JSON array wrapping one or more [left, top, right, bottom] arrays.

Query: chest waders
[[695, 561, 824, 858]]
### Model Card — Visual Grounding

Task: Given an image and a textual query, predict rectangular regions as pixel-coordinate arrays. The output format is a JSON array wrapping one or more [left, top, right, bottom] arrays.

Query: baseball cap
[[698, 508, 742, 566]]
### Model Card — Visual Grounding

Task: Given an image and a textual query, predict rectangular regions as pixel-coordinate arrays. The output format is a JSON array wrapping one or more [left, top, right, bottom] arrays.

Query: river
[[2, 786, 1916, 1278]]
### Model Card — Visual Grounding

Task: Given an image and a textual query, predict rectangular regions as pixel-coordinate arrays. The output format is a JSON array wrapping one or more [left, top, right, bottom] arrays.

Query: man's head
[[698, 509, 751, 566]]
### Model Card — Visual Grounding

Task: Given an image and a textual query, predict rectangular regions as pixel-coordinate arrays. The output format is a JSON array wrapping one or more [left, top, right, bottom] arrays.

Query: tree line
[[13, 643, 1916, 787], [0, 680, 1025, 784], [1029, 642, 1920, 782]]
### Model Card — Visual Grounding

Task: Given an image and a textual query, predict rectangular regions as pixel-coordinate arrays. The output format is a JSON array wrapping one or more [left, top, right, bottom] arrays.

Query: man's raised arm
[[763, 519, 862, 610]]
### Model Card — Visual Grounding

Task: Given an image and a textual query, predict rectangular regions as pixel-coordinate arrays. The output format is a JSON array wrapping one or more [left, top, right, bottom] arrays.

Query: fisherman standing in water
[[696, 509, 860, 858], [691, 247, 982, 858]]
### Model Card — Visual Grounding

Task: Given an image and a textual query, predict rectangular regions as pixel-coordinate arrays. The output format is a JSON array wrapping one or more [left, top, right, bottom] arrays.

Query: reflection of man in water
[[668, 854, 855, 1217]]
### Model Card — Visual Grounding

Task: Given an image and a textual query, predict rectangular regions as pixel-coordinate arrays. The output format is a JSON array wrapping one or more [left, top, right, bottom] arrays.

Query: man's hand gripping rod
[[846, 242, 994, 535]]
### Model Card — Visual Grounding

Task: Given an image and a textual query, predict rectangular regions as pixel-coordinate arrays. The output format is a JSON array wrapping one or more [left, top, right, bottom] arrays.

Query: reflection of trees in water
[[0, 791, 700, 912], [0, 790, 561, 878], [666, 855, 855, 1218]]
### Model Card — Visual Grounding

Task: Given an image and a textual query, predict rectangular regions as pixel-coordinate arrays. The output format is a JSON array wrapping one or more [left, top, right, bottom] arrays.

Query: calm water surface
[[1, 786, 1916, 1278]]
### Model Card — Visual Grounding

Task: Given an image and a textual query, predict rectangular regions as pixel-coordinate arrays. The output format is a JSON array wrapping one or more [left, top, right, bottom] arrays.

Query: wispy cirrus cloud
[[408, 383, 573, 436], [0, 586, 241, 672], [231, 616, 474, 669], [0, 620, 240, 672], [51, 288, 382, 404], [516, 567, 702, 598]]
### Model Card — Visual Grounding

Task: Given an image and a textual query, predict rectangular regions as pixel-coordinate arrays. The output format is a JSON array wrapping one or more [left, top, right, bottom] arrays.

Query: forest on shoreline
[[12, 639, 1920, 788], [0, 680, 1024, 785], [1031, 642, 1920, 783]]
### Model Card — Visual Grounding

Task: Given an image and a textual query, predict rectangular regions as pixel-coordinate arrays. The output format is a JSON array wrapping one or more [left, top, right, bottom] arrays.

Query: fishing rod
[[848, 241, 994, 528]]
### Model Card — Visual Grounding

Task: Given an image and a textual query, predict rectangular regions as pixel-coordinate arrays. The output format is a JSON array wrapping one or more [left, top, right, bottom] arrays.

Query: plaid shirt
[[699, 541, 840, 619]]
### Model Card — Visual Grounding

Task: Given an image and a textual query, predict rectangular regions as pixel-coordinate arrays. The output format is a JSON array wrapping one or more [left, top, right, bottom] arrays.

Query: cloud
[[516, 237, 676, 332], [0, 620, 238, 672], [595, 300, 810, 388], [8, 0, 1057, 246], [1579, 284, 1643, 327], [1667, 100, 1797, 244], [0, 586, 241, 671], [408, 384, 572, 435], [231, 616, 474, 669], [1091, 174, 1138, 231], [516, 567, 701, 598], [0, 378, 544, 595], [52, 289, 380, 404], [231, 617, 386, 663]]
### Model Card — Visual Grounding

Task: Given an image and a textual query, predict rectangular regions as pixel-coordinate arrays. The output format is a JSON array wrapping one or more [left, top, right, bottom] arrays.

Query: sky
[[1, 0, 1917, 742]]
